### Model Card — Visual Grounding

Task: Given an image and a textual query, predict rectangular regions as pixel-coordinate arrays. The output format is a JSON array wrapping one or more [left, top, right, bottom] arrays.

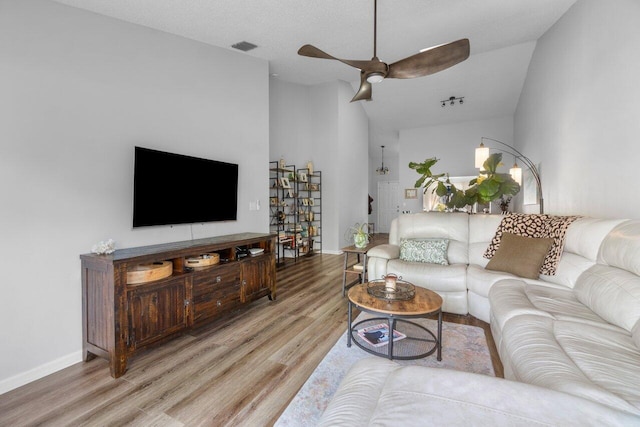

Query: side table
[[341, 244, 370, 296]]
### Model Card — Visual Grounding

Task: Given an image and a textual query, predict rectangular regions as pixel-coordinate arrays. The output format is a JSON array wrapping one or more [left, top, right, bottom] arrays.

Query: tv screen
[[133, 147, 238, 227]]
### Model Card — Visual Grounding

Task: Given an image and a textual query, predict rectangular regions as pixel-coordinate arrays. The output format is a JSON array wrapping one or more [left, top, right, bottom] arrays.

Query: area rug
[[275, 314, 494, 427]]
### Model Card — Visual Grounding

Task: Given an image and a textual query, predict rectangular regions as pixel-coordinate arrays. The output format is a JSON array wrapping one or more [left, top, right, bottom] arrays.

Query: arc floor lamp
[[475, 137, 544, 214]]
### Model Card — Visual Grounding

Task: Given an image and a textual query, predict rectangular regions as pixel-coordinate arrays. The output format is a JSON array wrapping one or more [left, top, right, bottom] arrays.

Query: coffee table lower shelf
[[348, 316, 441, 361]]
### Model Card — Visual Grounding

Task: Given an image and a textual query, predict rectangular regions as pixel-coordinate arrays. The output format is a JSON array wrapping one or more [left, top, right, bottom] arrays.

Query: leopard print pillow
[[484, 213, 579, 275]]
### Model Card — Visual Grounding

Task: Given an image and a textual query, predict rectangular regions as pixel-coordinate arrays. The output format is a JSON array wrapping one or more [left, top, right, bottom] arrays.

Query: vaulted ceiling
[[52, 0, 577, 155]]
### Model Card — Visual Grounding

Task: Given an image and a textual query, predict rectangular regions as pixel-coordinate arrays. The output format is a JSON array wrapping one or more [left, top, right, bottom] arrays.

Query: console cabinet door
[[241, 256, 273, 303], [128, 277, 189, 349]]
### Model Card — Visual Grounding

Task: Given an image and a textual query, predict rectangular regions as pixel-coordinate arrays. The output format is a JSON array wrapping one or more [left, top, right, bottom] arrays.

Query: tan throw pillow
[[485, 232, 554, 279], [484, 213, 580, 276]]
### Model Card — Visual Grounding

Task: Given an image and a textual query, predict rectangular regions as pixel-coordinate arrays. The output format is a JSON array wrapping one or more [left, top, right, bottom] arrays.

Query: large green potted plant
[[409, 153, 520, 210]]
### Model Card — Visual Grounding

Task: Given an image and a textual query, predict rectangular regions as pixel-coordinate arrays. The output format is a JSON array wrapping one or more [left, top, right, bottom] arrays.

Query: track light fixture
[[441, 96, 464, 107]]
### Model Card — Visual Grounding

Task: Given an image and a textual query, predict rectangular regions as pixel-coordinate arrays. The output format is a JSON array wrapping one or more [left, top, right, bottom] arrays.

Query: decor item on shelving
[[297, 0, 469, 102], [279, 177, 291, 188], [409, 154, 520, 211], [475, 137, 543, 214], [346, 223, 371, 248], [91, 238, 115, 255], [126, 260, 173, 284], [499, 196, 512, 214], [298, 171, 307, 182], [307, 160, 314, 175], [441, 96, 464, 107], [279, 157, 286, 169], [376, 145, 389, 175]]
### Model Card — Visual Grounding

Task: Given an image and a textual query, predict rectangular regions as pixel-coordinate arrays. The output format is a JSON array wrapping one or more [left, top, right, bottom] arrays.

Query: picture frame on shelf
[[298, 172, 308, 182], [309, 198, 315, 206], [280, 177, 291, 188], [302, 198, 309, 206]]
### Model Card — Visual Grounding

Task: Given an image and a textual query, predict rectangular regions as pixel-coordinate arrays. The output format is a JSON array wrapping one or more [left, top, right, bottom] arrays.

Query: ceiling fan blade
[[351, 72, 372, 102], [387, 38, 470, 79], [298, 44, 379, 71]]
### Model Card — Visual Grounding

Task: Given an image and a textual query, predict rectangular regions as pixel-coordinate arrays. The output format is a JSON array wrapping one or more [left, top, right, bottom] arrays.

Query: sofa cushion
[[500, 315, 640, 415], [564, 217, 628, 262], [598, 220, 640, 276], [486, 233, 553, 279], [574, 264, 640, 333], [484, 213, 579, 275], [319, 358, 640, 427], [489, 280, 621, 333], [468, 214, 503, 266], [399, 238, 449, 265], [390, 212, 469, 264], [366, 243, 400, 260]]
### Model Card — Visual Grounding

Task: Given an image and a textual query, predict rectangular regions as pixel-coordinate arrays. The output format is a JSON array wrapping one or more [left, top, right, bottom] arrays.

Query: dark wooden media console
[[80, 232, 276, 378]]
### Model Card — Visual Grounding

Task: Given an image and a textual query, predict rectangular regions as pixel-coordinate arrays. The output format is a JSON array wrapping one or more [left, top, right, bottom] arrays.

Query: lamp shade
[[510, 164, 522, 186], [475, 143, 490, 168]]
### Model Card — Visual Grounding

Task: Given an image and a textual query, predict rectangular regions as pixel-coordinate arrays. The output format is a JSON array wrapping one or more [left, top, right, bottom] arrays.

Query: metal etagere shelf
[[269, 161, 322, 267]]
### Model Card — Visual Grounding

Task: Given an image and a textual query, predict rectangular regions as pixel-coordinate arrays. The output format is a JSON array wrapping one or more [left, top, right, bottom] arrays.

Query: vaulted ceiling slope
[[52, 0, 577, 133]]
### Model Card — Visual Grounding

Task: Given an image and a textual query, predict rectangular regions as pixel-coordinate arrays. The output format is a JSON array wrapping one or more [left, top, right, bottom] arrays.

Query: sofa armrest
[[367, 244, 400, 260]]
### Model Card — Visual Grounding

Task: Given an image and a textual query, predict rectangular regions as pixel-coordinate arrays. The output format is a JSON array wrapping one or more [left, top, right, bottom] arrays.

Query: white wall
[[399, 116, 514, 213], [270, 79, 369, 252], [515, 0, 640, 218], [0, 0, 269, 393], [337, 81, 370, 248], [269, 78, 312, 166]]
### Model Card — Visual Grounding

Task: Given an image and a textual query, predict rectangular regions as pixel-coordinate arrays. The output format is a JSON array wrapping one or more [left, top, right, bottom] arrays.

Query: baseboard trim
[[0, 351, 82, 395], [321, 250, 342, 255]]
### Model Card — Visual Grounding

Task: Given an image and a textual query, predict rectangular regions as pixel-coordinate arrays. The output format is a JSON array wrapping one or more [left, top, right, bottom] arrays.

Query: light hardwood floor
[[0, 246, 502, 426]]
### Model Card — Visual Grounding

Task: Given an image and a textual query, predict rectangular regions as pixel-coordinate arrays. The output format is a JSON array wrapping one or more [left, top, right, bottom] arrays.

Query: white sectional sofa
[[320, 212, 640, 424]]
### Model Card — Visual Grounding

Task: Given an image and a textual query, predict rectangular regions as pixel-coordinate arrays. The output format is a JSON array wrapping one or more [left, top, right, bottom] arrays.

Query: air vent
[[231, 41, 258, 52]]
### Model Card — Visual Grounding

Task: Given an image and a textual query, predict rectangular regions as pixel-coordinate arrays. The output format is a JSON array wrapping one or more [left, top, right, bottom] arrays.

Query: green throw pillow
[[399, 238, 449, 265]]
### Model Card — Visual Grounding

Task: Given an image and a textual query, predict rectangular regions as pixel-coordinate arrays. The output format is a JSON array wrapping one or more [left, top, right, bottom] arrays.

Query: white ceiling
[[52, 0, 577, 155]]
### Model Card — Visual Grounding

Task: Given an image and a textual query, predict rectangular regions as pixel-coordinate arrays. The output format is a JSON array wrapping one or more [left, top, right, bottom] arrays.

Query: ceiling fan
[[297, 0, 470, 102]]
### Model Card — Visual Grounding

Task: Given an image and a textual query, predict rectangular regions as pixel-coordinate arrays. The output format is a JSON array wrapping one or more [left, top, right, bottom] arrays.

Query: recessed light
[[231, 41, 258, 52]]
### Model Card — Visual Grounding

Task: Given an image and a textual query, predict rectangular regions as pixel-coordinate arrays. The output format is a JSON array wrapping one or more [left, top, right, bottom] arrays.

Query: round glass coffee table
[[347, 282, 443, 360]]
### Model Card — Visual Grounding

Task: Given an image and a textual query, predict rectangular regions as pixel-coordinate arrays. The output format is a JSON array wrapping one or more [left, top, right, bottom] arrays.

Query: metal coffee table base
[[347, 301, 442, 361]]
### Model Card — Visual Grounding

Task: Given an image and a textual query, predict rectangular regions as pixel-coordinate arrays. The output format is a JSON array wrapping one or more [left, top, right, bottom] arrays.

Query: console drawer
[[192, 263, 240, 296], [193, 282, 241, 324]]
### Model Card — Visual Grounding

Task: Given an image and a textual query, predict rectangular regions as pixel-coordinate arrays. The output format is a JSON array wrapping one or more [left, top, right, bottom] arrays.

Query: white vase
[[354, 233, 368, 248]]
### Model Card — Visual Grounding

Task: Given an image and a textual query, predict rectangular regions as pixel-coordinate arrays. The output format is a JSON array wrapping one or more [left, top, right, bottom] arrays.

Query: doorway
[[377, 181, 400, 233]]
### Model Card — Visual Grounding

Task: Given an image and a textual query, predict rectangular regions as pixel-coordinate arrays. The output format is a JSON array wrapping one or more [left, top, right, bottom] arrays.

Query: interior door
[[377, 181, 400, 233]]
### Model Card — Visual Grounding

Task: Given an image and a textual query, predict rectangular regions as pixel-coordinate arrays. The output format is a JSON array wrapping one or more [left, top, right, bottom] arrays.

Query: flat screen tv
[[133, 147, 238, 227]]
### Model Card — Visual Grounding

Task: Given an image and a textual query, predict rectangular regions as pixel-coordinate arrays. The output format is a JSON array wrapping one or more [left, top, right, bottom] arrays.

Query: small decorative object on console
[[91, 239, 115, 255]]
